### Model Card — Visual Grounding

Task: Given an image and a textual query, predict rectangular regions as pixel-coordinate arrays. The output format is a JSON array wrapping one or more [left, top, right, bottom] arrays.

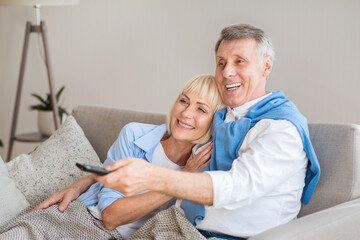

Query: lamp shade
[[0, 0, 78, 6]]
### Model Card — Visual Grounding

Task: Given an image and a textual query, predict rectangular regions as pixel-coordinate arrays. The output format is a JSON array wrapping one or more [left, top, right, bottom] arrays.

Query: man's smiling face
[[215, 38, 272, 108]]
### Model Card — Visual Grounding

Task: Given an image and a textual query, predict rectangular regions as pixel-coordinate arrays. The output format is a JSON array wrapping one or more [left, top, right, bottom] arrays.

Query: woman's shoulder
[[120, 122, 164, 140]]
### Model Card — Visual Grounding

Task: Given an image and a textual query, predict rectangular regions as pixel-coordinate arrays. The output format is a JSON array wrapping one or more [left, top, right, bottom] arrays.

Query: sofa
[[2, 105, 360, 239]]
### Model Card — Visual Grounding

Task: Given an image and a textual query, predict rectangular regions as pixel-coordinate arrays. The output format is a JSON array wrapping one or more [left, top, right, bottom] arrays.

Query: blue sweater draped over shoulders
[[181, 91, 321, 225]]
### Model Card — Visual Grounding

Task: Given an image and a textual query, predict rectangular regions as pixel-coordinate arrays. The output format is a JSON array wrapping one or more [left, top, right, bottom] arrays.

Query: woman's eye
[[198, 108, 206, 113], [180, 99, 187, 104]]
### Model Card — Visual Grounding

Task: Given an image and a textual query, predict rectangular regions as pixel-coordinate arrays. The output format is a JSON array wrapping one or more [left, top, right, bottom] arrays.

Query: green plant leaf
[[58, 107, 69, 116], [58, 106, 69, 123], [29, 105, 48, 111], [30, 86, 68, 115], [31, 93, 47, 105], [44, 94, 52, 110], [58, 108, 64, 122], [46, 93, 51, 103], [56, 86, 65, 103]]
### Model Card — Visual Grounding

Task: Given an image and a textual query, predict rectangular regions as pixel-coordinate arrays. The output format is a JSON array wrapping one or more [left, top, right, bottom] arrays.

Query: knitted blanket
[[129, 206, 221, 240], [0, 200, 122, 240]]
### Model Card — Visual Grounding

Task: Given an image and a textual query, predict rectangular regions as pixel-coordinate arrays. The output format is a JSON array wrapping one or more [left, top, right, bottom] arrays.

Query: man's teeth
[[178, 121, 194, 129], [226, 83, 242, 90]]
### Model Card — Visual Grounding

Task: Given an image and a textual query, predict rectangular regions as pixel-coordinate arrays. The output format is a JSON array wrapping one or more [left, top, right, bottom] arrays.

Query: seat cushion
[[250, 198, 360, 240]]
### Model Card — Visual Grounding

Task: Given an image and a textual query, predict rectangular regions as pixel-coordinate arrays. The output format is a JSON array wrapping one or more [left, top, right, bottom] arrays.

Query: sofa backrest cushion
[[72, 106, 166, 163], [298, 123, 360, 217]]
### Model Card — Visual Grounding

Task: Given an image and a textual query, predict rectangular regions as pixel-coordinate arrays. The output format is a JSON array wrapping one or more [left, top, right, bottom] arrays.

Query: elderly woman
[[1, 74, 224, 239], [76, 74, 224, 238]]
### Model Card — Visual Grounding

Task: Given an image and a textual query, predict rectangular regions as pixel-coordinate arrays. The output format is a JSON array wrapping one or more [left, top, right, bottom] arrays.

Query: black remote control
[[76, 163, 110, 175]]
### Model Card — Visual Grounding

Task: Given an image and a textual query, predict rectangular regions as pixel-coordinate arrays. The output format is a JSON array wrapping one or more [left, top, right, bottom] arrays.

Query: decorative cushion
[[0, 155, 30, 226], [6, 116, 102, 209]]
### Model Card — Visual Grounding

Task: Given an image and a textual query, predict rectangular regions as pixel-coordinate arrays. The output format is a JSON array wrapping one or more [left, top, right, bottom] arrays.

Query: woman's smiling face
[[170, 92, 214, 143]]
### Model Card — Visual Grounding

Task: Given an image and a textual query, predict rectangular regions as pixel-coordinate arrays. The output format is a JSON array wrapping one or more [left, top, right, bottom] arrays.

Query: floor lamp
[[0, 0, 78, 162]]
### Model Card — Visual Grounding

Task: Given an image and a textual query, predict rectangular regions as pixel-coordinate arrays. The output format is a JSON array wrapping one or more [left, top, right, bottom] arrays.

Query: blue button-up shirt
[[78, 122, 167, 212]]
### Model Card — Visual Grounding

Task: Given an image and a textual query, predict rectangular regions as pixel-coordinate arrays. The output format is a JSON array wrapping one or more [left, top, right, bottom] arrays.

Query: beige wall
[[0, 0, 359, 160]]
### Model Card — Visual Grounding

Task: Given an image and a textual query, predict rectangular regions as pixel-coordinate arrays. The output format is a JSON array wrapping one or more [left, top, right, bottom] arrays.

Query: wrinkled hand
[[95, 158, 156, 196], [184, 143, 212, 172], [33, 178, 90, 212]]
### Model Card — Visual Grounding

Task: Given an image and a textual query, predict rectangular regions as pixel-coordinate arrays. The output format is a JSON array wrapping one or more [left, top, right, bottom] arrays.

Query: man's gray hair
[[215, 24, 275, 62]]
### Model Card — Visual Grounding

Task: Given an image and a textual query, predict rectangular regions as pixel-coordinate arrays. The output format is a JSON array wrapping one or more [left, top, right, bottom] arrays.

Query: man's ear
[[262, 56, 272, 78]]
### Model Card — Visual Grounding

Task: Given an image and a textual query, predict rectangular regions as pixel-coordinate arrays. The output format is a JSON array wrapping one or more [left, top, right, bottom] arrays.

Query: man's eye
[[237, 59, 243, 64], [218, 61, 225, 67]]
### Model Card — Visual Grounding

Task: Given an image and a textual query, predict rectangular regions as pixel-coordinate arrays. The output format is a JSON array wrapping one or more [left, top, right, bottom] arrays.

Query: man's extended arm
[[150, 166, 214, 205], [95, 159, 214, 206]]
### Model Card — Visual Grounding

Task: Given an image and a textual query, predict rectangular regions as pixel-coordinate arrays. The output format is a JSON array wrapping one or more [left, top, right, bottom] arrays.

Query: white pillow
[[6, 116, 102, 209], [0, 155, 30, 226]]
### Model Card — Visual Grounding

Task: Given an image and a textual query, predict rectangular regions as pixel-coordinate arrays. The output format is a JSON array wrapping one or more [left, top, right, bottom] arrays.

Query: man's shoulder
[[253, 119, 297, 131], [248, 119, 301, 142]]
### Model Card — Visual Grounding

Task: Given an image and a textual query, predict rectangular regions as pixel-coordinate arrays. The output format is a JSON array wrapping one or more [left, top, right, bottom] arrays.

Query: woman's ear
[[262, 56, 272, 78]]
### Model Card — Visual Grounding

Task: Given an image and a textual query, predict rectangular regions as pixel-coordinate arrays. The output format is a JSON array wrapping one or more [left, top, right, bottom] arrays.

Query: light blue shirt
[[78, 122, 167, 212]]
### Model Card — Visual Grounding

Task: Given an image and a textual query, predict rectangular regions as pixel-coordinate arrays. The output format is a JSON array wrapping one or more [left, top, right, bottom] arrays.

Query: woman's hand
[[184, 143, 212, 172], [33, 175, 95, 212]]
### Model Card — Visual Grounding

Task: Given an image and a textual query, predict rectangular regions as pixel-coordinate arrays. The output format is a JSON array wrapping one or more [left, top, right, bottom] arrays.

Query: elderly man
[[37, 24, 320, 239]]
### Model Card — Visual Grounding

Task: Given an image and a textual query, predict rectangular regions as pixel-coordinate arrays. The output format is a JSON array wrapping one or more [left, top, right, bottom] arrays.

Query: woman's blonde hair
[[166, 74, 224, 144]]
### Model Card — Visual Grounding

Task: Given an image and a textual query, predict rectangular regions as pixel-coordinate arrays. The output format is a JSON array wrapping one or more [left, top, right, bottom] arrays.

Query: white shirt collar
[[225, 92, 273, 122]]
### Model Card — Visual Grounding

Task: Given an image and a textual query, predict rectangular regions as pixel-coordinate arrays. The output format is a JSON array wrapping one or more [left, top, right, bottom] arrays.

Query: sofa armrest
[[249, 198, 360, 240]]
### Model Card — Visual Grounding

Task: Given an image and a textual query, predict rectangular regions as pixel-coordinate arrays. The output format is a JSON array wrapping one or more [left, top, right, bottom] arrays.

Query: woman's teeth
[[226, 83, 242, 91], [178, 121, 194, 129]]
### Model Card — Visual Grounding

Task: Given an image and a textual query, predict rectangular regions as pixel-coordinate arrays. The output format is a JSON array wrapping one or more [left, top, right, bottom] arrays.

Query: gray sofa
[[72, 105, 360, 240]]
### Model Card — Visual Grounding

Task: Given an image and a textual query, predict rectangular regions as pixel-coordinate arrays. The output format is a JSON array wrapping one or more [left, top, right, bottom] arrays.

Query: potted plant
[[30, 86, 69, 136]]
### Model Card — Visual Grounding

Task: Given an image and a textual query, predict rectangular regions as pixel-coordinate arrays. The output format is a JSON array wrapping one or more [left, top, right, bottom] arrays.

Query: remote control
[[76, 163, 110, 175]]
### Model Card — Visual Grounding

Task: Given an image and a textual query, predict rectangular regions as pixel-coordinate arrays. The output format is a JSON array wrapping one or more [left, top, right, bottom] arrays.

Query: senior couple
[[3, 24, 320, 239]]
